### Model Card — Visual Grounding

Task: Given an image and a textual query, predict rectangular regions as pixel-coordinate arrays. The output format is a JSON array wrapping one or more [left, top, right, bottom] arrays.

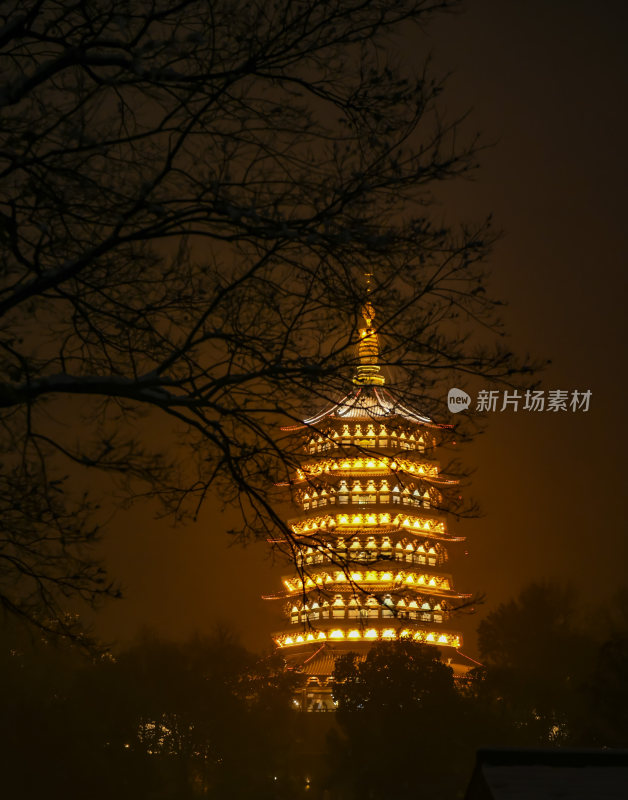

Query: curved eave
[[282, 386, 450, 430], [273, 624, 462, 649], [285, 526, 465, 544], [263, 587, 470, 601]]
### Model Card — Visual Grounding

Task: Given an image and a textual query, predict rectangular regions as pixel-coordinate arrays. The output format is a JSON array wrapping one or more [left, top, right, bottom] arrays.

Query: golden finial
[[353, 272, 385, 386]]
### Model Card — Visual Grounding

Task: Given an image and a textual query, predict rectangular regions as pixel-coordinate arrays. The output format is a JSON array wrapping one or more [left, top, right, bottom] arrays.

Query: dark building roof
[[464, 748, 628, 800]]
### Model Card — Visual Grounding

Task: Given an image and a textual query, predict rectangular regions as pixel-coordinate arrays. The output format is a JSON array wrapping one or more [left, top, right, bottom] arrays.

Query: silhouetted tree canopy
[[0, 625, 305, 798], [0, 0, 536, 637], [329, 641, 468, 798], [476, 581, 597, 742], [3, 586, 628, 800]]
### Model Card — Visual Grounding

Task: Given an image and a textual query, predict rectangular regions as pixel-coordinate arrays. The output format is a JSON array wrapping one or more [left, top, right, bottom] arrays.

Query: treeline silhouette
[[2, 581, 628, 800]]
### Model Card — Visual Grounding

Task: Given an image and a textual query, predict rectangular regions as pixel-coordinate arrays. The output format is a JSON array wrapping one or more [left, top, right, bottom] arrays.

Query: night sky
[[93, 0, 628, 656]]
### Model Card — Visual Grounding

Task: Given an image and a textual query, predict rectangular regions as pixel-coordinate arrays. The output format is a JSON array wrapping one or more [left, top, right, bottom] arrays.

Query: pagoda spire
[[353, 272, 385, 386]]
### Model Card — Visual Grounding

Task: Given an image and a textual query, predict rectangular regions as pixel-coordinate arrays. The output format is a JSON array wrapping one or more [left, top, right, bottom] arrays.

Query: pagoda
[[265, 292, 470, 710]]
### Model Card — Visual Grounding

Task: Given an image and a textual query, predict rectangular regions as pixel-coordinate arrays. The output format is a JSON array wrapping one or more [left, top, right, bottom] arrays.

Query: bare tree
[[0, 0, 534, 636]]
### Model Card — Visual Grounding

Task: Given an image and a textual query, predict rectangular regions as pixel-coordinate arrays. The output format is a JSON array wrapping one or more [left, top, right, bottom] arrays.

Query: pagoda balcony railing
[[297, 551, 443, 568], [302, 495, 436, 511], [306, 438, 429, 454], [289, 608, 444, 625]]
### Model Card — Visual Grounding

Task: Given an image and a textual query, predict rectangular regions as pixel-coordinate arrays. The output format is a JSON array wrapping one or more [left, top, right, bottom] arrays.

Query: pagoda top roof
[[291, 385, 449, 430]]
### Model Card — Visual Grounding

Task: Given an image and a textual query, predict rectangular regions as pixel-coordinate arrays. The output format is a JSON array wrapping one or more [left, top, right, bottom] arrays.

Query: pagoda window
[[310, 611, 319, 620], [382, 608, 394, 618], [359, 494, 376, 505], [332, 609, 345, 618], [380, 494, 389, 504], [303, 501, 310, 510], [348, 609, 359, 618], [338, 495, 348, 504], [311, 499, 317, 508], [434, 614, 442, 623], [420, 612, 431, 621], [367, 608, 378, 618], [379, 438, 388, 447]]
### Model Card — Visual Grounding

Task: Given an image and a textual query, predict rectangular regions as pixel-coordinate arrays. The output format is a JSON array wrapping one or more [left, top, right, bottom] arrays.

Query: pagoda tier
[[265, 295, 470, 702]]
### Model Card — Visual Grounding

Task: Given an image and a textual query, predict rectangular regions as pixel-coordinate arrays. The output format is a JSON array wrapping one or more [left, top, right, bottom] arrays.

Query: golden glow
[[274, 340, 465, 667], [274, 628, 461, 649], [287, 570, 450, 592], [298, 457, 439, 477], [290, 512, 445, 536]]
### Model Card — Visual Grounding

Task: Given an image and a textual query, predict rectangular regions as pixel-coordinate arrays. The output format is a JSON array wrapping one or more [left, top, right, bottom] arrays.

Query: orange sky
[[92, 0, 628, 657]]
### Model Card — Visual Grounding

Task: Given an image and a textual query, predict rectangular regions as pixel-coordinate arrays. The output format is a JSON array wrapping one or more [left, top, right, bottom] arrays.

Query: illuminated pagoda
[[265, 291, 470, 710]]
